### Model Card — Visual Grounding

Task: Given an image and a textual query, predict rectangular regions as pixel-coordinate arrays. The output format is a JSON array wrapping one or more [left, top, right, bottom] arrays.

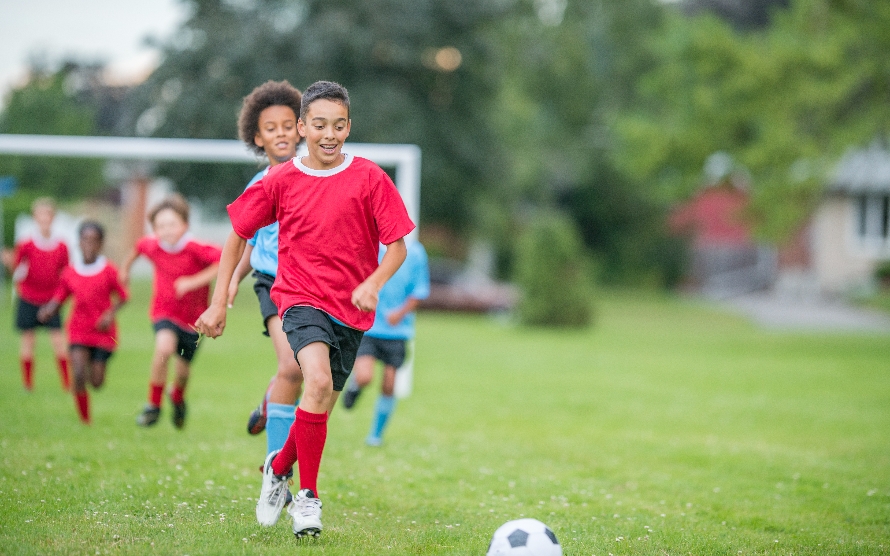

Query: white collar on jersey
[[294, 153, 353, 177], [74, 255, 107, 276], [158, 232, 193, 254], [30, 232, 62, 251]]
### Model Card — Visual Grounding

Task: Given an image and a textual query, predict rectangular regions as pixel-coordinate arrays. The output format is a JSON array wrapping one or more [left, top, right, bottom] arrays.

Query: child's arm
[[97, 275, 129, 331], [352, 237, 407, 313], [227, 244, 255, 308], [193, 231, 247, 338], [386, 297, 422, 326], [118, 248, 141, 286], [36, 299, 61, 323], [174, 263, 220, 298]]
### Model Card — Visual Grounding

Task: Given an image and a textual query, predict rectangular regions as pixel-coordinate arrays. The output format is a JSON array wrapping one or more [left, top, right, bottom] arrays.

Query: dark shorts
[[281, 306, 364, 392], [15, 298, 61, 331], [252, 270, 278, 336], [70, 344, 114, 363], [356, 336, 407, 368], [153, 320, 200, 362]]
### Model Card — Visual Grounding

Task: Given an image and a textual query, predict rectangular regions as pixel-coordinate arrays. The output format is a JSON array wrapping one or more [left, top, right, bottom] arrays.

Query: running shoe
[[256, 450, 291, 526], [288, 488, 323, 538], [136, 404, 160, 427]]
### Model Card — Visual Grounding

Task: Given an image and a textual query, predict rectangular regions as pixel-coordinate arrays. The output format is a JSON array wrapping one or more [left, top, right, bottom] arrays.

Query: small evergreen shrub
[[514, 211, 594, 327]]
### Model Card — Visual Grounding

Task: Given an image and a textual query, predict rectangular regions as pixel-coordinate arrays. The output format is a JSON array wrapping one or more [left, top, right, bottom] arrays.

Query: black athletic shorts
[[16, 298, 61, 331], [70, 344, 114, 363], [252, 270, 278, 336], [281, 306, 364, 392], [356, 335, 407, 369], [153, 320, 200, 362]]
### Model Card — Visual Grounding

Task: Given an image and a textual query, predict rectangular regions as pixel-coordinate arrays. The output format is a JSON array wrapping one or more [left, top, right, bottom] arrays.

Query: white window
[[855, 194, 890, 252]]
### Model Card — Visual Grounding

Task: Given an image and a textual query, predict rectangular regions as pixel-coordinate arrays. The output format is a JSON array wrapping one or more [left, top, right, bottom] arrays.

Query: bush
[[514, 210, 594, 327]]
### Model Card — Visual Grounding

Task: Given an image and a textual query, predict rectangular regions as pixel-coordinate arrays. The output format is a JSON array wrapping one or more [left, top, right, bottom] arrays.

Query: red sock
[[170, 386, 185, 405], [288, 409, 327, 494], [149, 383, 164, 407], [273, 421, 300, 475], [21, 358, 34, 390], [75, 391, 90, 424], [57, 358, 71, 390]]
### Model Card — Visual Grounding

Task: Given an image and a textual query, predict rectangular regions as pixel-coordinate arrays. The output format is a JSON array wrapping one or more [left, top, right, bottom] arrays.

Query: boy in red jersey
[[4, 198, 71, 391], [120, 194, 222, 429], [195, 81, 414, 539], [38, 221, 128, 424]]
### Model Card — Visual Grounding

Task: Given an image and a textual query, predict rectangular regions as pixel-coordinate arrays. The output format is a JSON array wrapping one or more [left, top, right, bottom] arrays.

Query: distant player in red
[[120, 193, 222, 429], [3, 197, 71, 391], [38, 221, 128, 424]]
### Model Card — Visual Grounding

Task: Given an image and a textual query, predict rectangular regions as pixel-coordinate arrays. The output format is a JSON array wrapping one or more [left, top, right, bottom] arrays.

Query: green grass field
[[1, 282, 888, 555]]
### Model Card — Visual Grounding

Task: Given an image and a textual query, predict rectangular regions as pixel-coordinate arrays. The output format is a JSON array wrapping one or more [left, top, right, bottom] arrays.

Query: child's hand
[[226, 279, 239, 308], [118, 270, 129, 286], [194, 304, 227, 338], [386, 308, 406, 326], [96, 310, 114, 331], [36, 304, 52, 323], [351, 280, 379, 313], [174, 276, 197, 297]]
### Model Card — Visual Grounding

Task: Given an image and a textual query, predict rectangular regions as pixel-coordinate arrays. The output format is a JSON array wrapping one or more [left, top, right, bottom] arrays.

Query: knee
[[277, 360, 303, 384]]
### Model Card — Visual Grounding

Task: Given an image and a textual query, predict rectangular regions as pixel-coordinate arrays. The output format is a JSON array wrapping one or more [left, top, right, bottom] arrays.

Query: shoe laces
[[266, 474, 288, 504], [295, 495, 322, 517]]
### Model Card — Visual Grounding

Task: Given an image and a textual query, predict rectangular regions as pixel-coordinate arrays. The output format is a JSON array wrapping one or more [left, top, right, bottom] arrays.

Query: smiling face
[[79, 227, 103, 264], [254, 105, 299, 166], [32, 204, 55, 238], [297, 98, 351, 170], [151, 207, 189, 246]]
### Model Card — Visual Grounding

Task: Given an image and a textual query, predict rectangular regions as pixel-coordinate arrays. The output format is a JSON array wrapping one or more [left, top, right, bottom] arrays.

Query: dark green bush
[[514, 211, 594, 328]]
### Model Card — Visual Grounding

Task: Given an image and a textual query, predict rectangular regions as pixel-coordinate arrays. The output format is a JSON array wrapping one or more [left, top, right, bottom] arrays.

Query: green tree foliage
[[123, 0, 511, 228], [0, 63, 107, 247], [515, 210, 593, 327], [615, 0, 890, 241]]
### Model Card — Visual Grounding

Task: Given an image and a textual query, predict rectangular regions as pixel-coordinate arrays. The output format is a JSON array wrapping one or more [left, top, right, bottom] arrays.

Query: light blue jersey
[[367, 240, 430, 340], [245, 168, 278, 277]]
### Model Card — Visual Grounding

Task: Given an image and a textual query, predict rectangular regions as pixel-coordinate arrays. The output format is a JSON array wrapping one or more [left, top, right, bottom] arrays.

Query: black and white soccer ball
[[486, 518, 562, 556]]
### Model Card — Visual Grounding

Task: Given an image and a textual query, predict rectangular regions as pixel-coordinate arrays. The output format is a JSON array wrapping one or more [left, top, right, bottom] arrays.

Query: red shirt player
[[4, 197, 71, 391], [195, 81, 414, 538], [39, 221, 128, 424], [120, 193, 221, 430]]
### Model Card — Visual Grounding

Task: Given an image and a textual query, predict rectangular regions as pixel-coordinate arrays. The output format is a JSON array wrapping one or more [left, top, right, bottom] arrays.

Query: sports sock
[[266, 403, 296, 456], [57, 357, 70, 390], [21, 358, 34, 390], [294, 408, 327, 494], [74, 391, 90, 424], [148, 383, 164, 407], [369, 394, 396, 440], [170, 386, 185, 405]]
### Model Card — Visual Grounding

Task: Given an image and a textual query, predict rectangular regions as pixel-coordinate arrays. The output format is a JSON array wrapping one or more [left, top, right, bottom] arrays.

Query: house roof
[[829, 143, 890, 193]]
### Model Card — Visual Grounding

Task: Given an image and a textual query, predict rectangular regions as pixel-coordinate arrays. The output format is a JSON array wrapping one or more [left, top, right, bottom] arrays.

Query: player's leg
[[137, 326, 177, 426], [48, 328, 70, 390], [265, 314, 303, 455], [367, 364, 398, 446], [19, 329, 36, 390], [69, 346, 92, 424], [342, 338, 375, 409], [170, 357, 190, 429], [88, 359, 108, 390]]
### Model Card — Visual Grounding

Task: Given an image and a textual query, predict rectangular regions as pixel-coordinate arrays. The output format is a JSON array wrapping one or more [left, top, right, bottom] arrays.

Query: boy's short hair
[[148, 193, 190, 225], [300, 81, 350, 121], [238, 80, 303, 155], [78, 220, 105, 242], [31, 197, 56, 214]]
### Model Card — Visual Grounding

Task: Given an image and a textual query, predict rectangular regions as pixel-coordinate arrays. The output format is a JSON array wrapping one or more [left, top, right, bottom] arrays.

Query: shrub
[[514, 210, 594, 327]]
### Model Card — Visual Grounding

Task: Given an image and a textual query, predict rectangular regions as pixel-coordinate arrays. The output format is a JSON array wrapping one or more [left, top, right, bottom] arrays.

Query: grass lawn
[[1, 281, 888, 555]]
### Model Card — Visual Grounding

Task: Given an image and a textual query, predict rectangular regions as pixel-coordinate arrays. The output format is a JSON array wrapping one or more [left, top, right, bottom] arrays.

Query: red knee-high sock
[[281, 408, 327, 495], [274, 420, 300, 474], [170, 386, 185, 405], [74, 391, 90, 424], [21, 358, 34, 390], [57, 358, 70, 390], [149, 383, 164, 407]]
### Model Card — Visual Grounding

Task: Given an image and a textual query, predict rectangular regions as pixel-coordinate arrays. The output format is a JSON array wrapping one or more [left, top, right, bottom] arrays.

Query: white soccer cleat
[[288, 488, 323, 538], [256, 450, 291, 526]]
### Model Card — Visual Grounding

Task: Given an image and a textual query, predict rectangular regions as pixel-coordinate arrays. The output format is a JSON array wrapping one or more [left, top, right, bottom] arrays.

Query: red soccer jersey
[[136, 234, 222, 330], [13, 235, 69, 304], [54, 258, 128, 351], [227, 154, 415, 331]]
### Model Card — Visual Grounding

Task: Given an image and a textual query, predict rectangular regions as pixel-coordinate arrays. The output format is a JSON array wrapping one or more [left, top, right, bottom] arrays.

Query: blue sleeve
[[409, 244, 430, 300]]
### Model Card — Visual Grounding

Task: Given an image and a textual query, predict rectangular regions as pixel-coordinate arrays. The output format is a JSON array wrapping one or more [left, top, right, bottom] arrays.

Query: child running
[[37, 221, 128, 424], [342, 238, 429, 446], [5, 197, 71, 391], [195, 80, 414, 539], [226, 80, 305, 460], [120, 194, 222, 429]]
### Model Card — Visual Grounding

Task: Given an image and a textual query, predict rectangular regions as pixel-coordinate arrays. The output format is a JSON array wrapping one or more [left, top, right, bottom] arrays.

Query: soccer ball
[[486, 518, 562, 556]]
